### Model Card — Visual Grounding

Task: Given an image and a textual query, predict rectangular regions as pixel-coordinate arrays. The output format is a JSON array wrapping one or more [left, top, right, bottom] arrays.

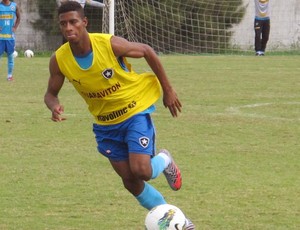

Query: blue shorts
[[0, 40, 15, 55], [93, 113, 156, 161]]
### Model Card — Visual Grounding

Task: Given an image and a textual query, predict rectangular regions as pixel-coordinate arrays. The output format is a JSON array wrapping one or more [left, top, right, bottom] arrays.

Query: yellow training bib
[[56, 33, 161, 125]]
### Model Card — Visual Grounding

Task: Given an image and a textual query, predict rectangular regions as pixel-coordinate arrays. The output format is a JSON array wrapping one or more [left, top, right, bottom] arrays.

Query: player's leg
[[109, 158, 166, 210], [127, 114, 182, 191], [93, 119, 168, 210], [254, 19, 263, 55], [0, 40, 4, 77], [261, 19, 270, 54], [6, 40, 15, 80]]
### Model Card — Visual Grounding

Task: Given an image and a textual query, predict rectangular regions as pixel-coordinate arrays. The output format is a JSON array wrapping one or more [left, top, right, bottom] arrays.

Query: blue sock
[[7, 53, 14, 77], [151, 155, 166, 179], [135, 182, 166, 210]]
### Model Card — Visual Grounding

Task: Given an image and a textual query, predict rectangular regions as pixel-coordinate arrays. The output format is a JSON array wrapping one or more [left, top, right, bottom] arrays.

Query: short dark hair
[[58, 1, 85, 18]]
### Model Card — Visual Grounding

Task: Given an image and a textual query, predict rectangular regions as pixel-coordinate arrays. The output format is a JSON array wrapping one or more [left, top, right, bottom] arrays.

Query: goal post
[[102, 0, 115, 35]]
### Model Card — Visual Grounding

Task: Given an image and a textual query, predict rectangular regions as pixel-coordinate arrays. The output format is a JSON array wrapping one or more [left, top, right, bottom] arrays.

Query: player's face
[[59, 11, 88, 43], [2, 0, 10, 4]]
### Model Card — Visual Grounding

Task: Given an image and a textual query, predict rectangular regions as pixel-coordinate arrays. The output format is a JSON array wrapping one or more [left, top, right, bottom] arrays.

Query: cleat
[[184, 218, 195, 230], [160, 149, 182, 191], [7, 76, 14, 81]]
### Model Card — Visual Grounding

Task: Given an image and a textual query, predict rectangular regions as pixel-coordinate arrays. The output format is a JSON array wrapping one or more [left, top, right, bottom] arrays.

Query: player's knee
[[131, 164, 151, 181], [122, 178, 144, 196]]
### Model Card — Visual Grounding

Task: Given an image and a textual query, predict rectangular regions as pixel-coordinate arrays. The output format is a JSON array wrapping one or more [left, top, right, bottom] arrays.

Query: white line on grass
[[224, 102, 300, 121]]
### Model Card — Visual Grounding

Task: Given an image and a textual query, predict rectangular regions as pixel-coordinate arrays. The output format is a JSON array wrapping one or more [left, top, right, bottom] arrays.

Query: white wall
[[14, 0, 60, 51], [14, 0, 45, 50]]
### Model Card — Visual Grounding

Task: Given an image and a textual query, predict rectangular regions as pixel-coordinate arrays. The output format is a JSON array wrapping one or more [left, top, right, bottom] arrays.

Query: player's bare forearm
[[111, 36, 182, 117], [44, 92, 65, 122], [142, 46, 182, 117], [136, 44, 182, 116], [45, 54, 66, 121], [44, 91, 59, 111]]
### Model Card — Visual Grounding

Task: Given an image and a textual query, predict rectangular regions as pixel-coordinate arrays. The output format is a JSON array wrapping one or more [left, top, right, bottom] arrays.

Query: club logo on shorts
[[102, 69, 114, 79], [139, 137, 150, 148]]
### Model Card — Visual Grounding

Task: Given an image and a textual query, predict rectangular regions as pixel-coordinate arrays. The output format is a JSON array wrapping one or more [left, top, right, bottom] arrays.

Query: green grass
[[0, 55, 299, 229]]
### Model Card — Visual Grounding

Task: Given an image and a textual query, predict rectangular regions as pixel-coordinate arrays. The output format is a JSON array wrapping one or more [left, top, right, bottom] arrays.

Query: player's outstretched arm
[[44, 54, 66, 122], [111, 36, 182, 117]]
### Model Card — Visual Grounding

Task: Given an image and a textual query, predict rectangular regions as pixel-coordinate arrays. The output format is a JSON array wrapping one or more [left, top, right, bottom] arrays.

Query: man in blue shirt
[[0, 0, 20, 81]]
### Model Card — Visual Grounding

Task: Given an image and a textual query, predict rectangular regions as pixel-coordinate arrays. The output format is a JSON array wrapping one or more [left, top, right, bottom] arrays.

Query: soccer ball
[[13, 50, 18, 58], [145, 204, 186, 230], [24, 49, 34, 58]]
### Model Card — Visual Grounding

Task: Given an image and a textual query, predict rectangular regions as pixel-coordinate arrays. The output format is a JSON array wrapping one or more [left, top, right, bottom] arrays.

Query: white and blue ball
[[145, 204, 186, 230]]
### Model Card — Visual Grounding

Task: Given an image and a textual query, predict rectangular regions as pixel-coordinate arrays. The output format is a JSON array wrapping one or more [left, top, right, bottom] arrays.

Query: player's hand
[[51, 105, 66, 122], [163, 89, 182, 117]]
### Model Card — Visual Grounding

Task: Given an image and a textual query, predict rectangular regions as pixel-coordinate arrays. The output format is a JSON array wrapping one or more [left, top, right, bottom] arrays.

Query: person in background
[[254, 0, 270, 56], [44, 2, 195, 229], [0, 0, 20, 81], [56, 0, 105, 9]]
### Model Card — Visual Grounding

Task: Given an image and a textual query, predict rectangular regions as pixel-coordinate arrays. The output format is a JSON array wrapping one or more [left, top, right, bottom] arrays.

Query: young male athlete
[[44, 1, 194, 229], [254, 0, 270, 56], [0, 0, 20, 81]]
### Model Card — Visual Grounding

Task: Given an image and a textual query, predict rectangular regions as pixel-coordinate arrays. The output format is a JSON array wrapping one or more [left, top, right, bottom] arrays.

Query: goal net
[[13, 0, 300, 54], [102, 0, 300, 54]]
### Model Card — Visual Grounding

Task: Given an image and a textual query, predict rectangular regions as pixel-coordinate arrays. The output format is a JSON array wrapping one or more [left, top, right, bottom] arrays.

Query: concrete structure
[[14, 0, 60, 52]]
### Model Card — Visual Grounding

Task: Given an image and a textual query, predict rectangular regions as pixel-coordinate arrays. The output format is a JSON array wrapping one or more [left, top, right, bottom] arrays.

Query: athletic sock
[[135, 182, 166, 210], [7, 53, 14, 77], [157, 151, 171, 167], [151, 152, 171, 179]]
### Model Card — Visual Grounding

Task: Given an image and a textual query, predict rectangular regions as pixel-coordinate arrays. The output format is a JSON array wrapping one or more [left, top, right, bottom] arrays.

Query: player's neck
[[70, 36, 92, 57]]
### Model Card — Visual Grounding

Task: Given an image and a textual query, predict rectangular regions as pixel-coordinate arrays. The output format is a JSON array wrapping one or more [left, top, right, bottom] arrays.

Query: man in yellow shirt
[[44, 1, 194, 229]]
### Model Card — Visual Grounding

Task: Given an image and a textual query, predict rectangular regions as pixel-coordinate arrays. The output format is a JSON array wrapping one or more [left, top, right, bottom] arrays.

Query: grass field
[[0, 55, 299, 229]]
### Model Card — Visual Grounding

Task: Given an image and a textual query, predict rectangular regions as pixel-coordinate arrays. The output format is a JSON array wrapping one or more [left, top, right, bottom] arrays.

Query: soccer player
[[44, 2, 194, 229], [0, 0, 20, 81], [254, 0, 270, 56]]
